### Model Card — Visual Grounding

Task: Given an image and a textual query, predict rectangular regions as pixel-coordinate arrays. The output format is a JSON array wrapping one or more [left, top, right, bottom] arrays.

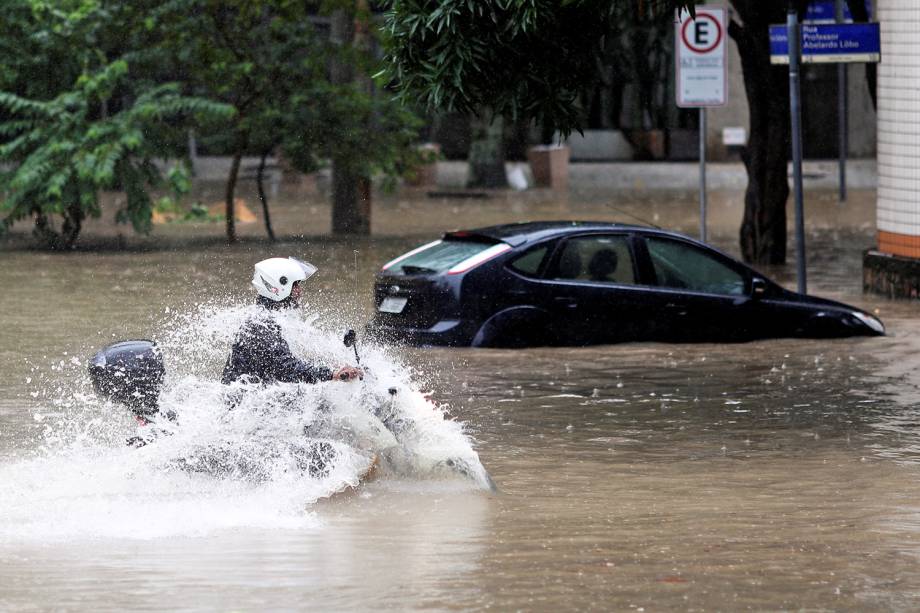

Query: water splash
[[0, 303, 492, 541]]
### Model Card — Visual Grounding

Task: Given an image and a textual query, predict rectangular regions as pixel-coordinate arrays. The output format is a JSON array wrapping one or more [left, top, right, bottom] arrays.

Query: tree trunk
[[729, 2, 794, 265], [468, 113, 507, 188], [540, 119, 556, 146], [32, 200, 83, 250], [60, 200, 84, 250], [256, 151, 276, 242], [32, 209, 58, 249], [329, 6, 371, 235], [225, 150, 242, 244], [332, 163, 371, 234]]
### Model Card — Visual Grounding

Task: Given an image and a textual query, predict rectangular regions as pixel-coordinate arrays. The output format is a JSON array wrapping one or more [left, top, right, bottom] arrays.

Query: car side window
[[645, 237, 745, 295], [551, 235, 636, 284], [508, 245, 549, 277]]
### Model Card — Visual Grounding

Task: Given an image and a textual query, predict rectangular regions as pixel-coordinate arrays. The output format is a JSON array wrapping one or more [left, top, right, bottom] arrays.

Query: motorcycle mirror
[[343, 329, 357, 347]]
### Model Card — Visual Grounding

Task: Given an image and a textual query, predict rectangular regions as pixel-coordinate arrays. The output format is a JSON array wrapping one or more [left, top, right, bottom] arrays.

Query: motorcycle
[[88, 332, 496, 492]]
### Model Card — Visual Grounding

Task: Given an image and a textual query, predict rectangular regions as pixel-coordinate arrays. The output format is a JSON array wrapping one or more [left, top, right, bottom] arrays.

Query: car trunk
[[372, 237, 508, 331], [373, 274, 455, 329]]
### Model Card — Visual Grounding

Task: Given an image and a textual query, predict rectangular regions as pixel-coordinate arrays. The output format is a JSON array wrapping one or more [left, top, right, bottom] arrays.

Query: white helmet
[[252, 257, 317, 301]]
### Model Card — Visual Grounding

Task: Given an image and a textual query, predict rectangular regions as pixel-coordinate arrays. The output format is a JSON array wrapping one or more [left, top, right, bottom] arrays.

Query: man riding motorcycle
[[222, 256, 362, 385]]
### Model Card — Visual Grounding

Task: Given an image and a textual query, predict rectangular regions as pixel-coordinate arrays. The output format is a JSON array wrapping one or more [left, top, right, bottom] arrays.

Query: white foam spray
[[0, 302, 492, 542]]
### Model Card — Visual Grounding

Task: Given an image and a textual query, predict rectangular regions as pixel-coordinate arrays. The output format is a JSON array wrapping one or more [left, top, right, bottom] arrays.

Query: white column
[[876, 0, 920, 257]]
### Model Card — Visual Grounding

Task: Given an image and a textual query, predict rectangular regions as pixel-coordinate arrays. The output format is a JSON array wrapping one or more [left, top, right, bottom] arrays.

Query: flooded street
[[4, 184, 920, 610]]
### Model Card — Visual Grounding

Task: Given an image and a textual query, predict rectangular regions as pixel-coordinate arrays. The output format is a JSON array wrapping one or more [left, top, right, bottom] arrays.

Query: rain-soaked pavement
[[3, 178, 920, 610]]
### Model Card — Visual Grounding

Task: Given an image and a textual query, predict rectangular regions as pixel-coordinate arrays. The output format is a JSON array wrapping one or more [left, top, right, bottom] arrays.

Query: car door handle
[[665, 303, 688, 316], [554, 296, 578, 308]]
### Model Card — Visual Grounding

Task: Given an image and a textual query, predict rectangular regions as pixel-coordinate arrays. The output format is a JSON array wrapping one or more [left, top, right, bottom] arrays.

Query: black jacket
[[222, 310, 332, 385]]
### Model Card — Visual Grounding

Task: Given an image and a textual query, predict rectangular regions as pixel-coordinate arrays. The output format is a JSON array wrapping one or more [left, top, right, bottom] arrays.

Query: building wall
[[848, 63, 878, 157], [434, 14, 879, 163], [706, 38, 749, 160], [707, 22, 877, 161], [875, 0, 920, 257]]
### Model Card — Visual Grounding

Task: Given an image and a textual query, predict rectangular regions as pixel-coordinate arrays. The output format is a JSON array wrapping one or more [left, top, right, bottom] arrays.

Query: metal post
[[836, 0, 848, 202], [788, 6, 807, 294], [699, 107, 707, 243]]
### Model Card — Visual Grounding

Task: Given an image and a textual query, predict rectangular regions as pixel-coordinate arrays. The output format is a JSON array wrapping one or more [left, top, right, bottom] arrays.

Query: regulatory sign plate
[[675, 6, 728, 108]]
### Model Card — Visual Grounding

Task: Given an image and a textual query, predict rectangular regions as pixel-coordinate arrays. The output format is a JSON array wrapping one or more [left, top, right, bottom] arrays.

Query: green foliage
[[142, 0, 427, 238], [0, 0, 428, 246], [590, 4, 676, 131], [0, 0, 234, 247], [285, 80, 427, 187], [185, 203, 221, 222], [379, 0, 692, 135], [0, 61, 233, 246], [153, 197, 222, 223]]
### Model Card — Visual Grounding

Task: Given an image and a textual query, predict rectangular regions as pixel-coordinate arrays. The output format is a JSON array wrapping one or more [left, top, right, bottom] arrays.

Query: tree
[[0, 1, 232, 248], [324, 1, 427, 233], [379, 0, 867, 265], [380, 0, 670, 137], [468, 112, 508, 188], [728, 1, 803, 264], [143, 0, 425, 241], [0, 65, 231, 249], [134, 1, 322, 243], [329, 4, 372, 235]]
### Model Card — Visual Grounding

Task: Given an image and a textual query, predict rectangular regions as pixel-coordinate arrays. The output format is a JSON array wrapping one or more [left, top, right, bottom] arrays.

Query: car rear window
[[383, 239, 503, 275]]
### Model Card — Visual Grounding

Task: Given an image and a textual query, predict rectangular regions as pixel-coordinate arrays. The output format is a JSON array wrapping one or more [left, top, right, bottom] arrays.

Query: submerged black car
[[367, 221, 885, 347]]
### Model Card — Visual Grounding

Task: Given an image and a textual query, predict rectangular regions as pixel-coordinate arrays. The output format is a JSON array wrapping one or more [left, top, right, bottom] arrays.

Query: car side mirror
[[751, 277, 767, 299]]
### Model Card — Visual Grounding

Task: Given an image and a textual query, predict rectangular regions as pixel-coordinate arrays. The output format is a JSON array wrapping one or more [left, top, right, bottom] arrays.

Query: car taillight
[[381, 240, 442, 271], [447, 244, 512, 275]]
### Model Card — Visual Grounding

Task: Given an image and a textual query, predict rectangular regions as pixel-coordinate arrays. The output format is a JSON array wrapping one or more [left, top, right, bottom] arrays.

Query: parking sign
[[676, 7, 727, 107]]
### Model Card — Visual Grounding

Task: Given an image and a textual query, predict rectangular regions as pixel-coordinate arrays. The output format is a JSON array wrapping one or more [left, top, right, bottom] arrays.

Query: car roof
[[444, 220, 684, 247]]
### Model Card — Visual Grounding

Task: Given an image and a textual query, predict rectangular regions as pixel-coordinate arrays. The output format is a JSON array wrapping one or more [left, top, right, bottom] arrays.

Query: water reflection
[[0, 486, 491, 611]]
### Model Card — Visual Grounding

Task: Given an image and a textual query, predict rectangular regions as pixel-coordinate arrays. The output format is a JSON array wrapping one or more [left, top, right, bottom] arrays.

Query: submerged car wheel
[[472, 308, 556, 348]]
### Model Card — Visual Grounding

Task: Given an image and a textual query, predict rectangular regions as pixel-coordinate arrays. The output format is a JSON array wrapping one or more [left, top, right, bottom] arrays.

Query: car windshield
[[384, 239, 499, 275]]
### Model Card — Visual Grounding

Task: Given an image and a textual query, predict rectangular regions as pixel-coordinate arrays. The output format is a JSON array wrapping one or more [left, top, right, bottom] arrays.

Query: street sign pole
[[699, 108, 707, 243], [675, 6, 726, 245], [787, 6, 807, 294], [768, 10, 879, 295], [836, 0, 848, 202]]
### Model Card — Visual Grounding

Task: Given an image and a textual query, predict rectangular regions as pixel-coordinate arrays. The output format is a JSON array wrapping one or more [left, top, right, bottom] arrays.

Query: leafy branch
[[0, 60, 234, 248]]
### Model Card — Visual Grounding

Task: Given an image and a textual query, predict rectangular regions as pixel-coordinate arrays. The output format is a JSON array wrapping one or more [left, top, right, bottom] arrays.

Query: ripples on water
[[456, 343, 888, 458], [6, 189, 920, 609]]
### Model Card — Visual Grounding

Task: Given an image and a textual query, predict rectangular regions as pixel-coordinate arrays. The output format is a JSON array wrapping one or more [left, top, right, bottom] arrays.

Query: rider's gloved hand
[[333, 366, 364, 381]]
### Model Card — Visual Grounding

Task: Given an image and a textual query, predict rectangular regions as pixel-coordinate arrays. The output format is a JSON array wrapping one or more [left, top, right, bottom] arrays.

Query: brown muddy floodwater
[[4, 182, 920, 611]]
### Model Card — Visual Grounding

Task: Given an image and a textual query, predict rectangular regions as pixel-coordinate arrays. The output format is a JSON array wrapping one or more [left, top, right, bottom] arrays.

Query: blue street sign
[[770, 22, 880, 64], [805, 0, 872, 23]]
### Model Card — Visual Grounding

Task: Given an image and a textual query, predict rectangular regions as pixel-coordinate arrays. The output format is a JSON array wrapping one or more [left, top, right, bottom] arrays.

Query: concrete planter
[[864, 249, 920, 298], [527, 144, 570, 189], [628, 129, 666, 160]]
